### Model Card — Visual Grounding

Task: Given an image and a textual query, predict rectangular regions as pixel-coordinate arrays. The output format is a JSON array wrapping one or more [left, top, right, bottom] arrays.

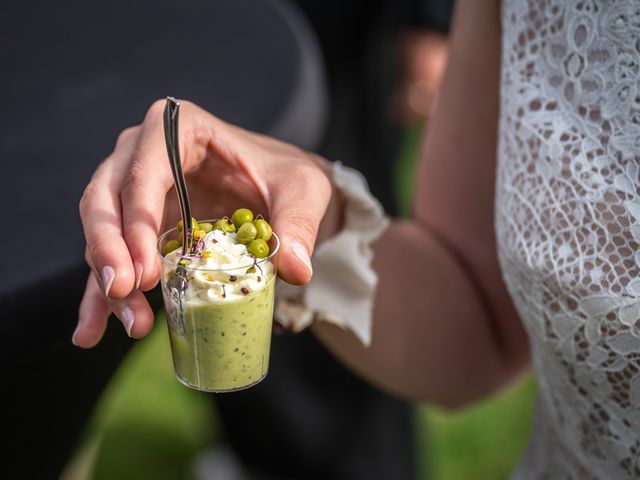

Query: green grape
[[177, 217, 198, 232], [247, 239, 269, 258], [231, 208, 254, 229], [163, 239, 181, 255], [199, 222, 214, 233], [237, 222, 258, 245], [253, 219, 272, 242], [213, 217, 236, 233]]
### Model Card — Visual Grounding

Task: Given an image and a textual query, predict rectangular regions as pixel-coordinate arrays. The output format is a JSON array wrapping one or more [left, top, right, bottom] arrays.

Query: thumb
[[269, 169, 331, 285]]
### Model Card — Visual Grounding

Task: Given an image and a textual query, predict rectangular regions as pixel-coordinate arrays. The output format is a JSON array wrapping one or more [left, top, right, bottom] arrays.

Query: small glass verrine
[[158, 221, 279, 393]]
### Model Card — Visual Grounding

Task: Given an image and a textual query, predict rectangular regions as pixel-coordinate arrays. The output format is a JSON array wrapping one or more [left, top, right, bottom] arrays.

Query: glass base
[[174, 369, 268, 393]]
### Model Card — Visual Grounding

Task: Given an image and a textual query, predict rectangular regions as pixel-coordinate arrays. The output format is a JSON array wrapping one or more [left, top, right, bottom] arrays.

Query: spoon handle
[[163, 97, 193, 256]]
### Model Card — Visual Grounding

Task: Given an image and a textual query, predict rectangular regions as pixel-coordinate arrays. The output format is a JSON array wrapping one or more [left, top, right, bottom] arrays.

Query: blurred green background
[[63, 125, 537, 480]]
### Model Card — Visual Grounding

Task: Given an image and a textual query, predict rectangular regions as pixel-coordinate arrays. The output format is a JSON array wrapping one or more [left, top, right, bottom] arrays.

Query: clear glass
[[157, 221, 279, 393]]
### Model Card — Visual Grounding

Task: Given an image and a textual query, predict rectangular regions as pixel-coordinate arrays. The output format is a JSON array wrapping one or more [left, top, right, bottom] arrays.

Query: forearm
[[313, 220, 522, 407], [313, 0, 529, 407]]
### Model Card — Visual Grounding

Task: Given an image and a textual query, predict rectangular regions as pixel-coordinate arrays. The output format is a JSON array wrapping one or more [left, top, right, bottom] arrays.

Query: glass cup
[[158, 221, 279, 392]]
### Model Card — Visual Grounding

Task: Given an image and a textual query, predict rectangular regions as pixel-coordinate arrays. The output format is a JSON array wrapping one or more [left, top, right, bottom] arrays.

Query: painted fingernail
[[101, 265, 116, 297], [71, 320, 84, 346], [134, 261, 144, 290], [121, 307, 135, 337], [291, 241, 313, 276]]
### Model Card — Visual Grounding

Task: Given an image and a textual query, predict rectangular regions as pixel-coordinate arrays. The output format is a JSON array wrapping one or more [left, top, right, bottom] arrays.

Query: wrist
[[310, 155, 346, 246], [275, 161, 389, 346]]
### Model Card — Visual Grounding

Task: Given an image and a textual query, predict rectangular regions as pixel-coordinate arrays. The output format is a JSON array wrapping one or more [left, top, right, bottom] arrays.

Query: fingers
[[78, 96, 335, 354], [119, 100, 211, 291], [108, 287, 156, 340], [269, 162, 332, 285], [73, 272, 156, 348], [80, 126, 140, 299], [119, 102, 175, 291], [73, 273, 111, 348], [77, 99, 210, 348]]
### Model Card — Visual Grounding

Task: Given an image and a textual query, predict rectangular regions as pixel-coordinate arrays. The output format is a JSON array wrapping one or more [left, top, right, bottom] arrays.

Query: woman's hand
[[74, 99, 335, 348]]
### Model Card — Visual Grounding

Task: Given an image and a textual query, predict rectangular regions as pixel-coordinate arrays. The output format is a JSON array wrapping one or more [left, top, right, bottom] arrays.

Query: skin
[[76, 106, 336, 346], [395, 29, 449, 123], [76, 0, 529, 408], [312, 0, 529, 408]]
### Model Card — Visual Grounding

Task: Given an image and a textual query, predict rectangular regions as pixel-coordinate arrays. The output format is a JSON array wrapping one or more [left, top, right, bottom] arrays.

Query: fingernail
[[291, 241, 313, 276], [101, 265, 116, 297], [121, 307, 135, 337], [134, 261, 144, 290], [71, 321, 83, 346]]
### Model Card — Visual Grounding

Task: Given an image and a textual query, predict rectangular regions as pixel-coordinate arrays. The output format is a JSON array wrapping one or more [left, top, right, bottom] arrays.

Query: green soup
[[167, 275, 275, 392]]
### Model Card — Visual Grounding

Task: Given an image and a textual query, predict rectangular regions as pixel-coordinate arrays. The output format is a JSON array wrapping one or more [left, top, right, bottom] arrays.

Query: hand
[[394, 30, 449, 125], [74, 99, 335, 348]]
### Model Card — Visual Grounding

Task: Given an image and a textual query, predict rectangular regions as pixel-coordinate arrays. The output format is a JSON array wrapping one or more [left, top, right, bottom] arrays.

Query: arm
[[313, 0, 529, 408], [395, 0, 452, 123], [75, 0, 527, 409], [395, 29, 449, 123]]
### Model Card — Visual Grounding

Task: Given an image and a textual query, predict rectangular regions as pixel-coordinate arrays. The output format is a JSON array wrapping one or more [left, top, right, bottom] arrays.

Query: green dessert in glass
[[158, 209, 279, 392]]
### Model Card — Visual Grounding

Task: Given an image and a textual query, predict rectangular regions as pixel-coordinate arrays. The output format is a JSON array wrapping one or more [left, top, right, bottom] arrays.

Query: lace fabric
[[496, 1, 640, 478]]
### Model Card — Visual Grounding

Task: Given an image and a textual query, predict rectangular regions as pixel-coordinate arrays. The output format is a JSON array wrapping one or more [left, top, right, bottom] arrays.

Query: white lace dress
[[496, 1, 640, 478]]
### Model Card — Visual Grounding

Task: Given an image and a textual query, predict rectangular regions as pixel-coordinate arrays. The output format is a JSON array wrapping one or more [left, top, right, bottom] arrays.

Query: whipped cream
[[164, 229, 274, 304]]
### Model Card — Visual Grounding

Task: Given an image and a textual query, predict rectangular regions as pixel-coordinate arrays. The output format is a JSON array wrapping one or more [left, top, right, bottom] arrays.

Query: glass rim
[[157, 220, 280, 272]]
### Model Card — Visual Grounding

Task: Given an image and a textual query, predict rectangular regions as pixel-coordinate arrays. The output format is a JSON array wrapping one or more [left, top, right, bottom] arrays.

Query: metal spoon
[[163, 97, 191, 332], [164, 96, 193, 256]]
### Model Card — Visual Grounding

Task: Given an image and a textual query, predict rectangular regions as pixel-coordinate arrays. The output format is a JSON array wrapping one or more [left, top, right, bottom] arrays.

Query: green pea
[[237, 222, 257, 245], [253, 219, 272, 242], [163, 239, 181, 255], [232, 208, 254, 229], [213, 218, 236, 233], [177, 217, 198, 232], [247, 239, 269, 258], [199, 222, 214, 233]]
